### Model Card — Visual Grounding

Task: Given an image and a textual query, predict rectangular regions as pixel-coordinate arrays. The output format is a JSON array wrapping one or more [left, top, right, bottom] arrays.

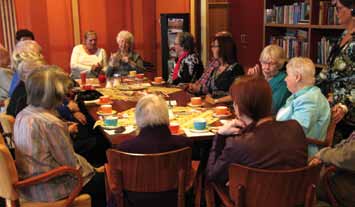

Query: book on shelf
[[269, 29, 309, 59], [319, 1, 339, 25], [316, 36, 338, 64], [265, 2, 310, 25]]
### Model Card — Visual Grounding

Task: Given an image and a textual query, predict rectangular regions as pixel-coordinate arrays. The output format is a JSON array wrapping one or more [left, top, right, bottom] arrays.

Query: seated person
[[188, 35, 244, 99], [276, 57, 331, 157], [0, 44, 13, 102], [206, 75, 308, 185], [70, 30, 107, 79], [309, 131, 355, 207], [106, 30, 145, 77], [114, 94, 193, 207], [7, 40, 46, 117], [248, 44, 291, 114], [14, 68, 106, 206], [168, 32, 204, 85], [8, 29, 36, 97]]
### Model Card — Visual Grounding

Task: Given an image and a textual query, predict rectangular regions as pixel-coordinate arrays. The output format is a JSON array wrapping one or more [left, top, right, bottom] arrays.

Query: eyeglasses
[[260, 61, 277, 66]]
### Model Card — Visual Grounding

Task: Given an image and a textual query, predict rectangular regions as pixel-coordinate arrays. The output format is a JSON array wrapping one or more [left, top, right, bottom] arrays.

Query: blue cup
[[104, 116, 118, 126], [193, 118, 207, 130]]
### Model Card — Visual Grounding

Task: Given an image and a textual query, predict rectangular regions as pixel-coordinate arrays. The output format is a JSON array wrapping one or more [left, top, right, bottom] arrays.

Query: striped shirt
[[14, 105, 94, 202]]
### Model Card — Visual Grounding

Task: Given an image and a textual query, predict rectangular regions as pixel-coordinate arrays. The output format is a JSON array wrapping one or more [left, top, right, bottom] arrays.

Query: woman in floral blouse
[[317, 0, 354, 142]]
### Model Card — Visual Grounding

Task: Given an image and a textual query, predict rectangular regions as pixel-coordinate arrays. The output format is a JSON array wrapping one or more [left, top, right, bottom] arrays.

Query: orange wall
[[230, 0, 263, 68], [14, 0, 74, 72], [155, 0, 190, 75]]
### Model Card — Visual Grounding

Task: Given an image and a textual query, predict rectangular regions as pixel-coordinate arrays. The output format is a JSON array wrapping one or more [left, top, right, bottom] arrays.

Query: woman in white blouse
[[70, 31, 107, 79]]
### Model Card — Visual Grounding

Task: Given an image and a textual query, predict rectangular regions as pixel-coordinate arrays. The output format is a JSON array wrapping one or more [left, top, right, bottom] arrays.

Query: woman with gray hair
[[114, 94, 192, 206], [14, 68, 106, 206], [6, 46, 46, 117], [106, 30, 145, 77], [276, 57, 331, 157]]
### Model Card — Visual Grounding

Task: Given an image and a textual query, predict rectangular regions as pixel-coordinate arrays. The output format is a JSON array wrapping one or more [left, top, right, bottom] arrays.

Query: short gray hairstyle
[[135, 94, 169, 128], [26, 65, 70, 109], [286, 57, 316, 86], [12, 40, 45, 71], [117, 30, 134, 51], [17, 59, 46, 81], [259, 44, 287, 70]]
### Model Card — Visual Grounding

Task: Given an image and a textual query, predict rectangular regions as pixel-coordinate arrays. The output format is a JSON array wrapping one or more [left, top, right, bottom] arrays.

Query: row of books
[[316, 36, 337, 64], [319, 1, 339, 25], [265, 2, 310, 24]]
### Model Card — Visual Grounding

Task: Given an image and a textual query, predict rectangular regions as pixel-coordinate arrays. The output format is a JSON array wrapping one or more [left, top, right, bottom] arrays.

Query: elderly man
[[276, 57, 331, 157], [0, 44, 14, 102]]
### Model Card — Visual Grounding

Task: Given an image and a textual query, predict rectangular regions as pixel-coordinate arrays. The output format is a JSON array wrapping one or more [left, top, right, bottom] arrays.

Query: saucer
[[97, 110, 117, 116], [101, 124, 121, 130], [213, 112, 232, 118], [189, 128, 209, 133], [151, 81, 166, 85], [187, 102, 204, 107]]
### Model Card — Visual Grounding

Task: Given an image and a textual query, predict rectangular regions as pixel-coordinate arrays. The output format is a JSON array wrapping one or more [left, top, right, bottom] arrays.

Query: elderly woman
[[188, 35, 244, 99], [248, 44, 291, 114], [14, 68, 106, 206], [0, 44, 13, 101], [114, 94, 192, 207], [276, 57, 331, 156], [317, 0, 354, 142], [106, 30, 145, 77], [206, 75, 307, 185], [7, 40, 46, 117], [169, 32, 204, 85], [70, 30, 107, 79]]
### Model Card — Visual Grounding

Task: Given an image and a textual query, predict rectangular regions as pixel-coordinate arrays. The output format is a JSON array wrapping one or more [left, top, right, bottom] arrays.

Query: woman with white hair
[[276, 57, 331, 157], [0, 44, 13, 101], [70, 30, 107, 79], [106, 30, 145, 77], [14, 68, 106, 206], [114, 94, 192, 207], [7, 40, 46, 117]]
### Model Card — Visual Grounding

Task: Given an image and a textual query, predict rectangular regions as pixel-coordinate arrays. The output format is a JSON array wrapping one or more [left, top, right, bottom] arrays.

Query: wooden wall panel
[[0, 13, 3, 44]]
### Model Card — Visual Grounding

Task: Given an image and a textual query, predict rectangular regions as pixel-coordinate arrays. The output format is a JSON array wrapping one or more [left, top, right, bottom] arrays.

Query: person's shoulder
[[114, 136, 140, 152], [171, 134, 193, 147]]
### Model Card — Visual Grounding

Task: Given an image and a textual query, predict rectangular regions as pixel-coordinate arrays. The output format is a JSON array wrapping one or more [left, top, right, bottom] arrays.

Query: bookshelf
[[263, 0, 346, 69]]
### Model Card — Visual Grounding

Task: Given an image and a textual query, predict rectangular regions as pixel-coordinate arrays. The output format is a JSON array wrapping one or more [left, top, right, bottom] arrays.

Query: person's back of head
[[15, 29, 35, 43], [12, 40, 45, 72], [135, 94, 169, 129], [230, 75, 272, 121], [176, 32, 195, 53]]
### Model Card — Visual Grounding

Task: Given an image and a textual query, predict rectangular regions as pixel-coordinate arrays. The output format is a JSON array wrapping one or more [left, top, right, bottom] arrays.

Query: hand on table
[[68, 122, 78, 134], [218, 118, 246, 136], [204, 94, 216, 105], [67, 100, 80, 113]]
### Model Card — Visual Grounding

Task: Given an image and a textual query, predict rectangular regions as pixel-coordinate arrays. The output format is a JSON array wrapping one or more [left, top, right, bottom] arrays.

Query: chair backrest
[[228, 163, 321, 207], [107, 147, 192, 192], [0, 135, 19, 201]]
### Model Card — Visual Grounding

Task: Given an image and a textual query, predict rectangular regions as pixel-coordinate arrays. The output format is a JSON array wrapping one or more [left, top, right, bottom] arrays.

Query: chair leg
[[194, 173, 202, 207], [205, 183, 215, 207]]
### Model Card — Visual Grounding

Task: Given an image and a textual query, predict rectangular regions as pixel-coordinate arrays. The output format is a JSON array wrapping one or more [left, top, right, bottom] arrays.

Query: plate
[[151, 81, 166, 85], [189, 128, 209, 133], [213, 112, 232, 118], [96, 100, 113, 105], [135, 77, 148, 81], [101, 124, 122, 130], [97, 110, 117, 116], [117, 84, 149, 91], [187, 102, 204, 107]]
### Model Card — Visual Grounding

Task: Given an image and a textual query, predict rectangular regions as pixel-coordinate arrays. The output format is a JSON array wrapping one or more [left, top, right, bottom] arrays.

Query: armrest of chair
[[211, 182, 234, 207], [322, 165, 339, 207], [105, 164, 123, 207], [306, 137, 328, 148], [104, 164, 119, 194], [14, 166, 83, 207]]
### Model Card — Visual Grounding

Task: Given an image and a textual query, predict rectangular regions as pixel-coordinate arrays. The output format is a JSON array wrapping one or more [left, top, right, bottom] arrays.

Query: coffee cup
[[129, 70, 137, 77], [103, 116, 118, 126], [215, 106, 228, 115], [136, 73, 144, 79], [80, 71, 87, 85], [100, 104, 112, 114], [98, 73, 106, 84], [193, 118, 207, 130], [154, 76, 163, 83], [191, 97, 202, 105], [169, 122, 180, 134], [99, 96, 111, 104]]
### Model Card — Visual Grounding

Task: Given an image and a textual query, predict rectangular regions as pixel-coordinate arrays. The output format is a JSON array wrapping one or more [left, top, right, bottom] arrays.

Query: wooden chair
[[105, 147, 201, 207], [206, 163, 322, 207], [321, 165, 339, 207], [306, 110, 337, 148], [0, 133, 91, 207], [0, 114, 16, 154]]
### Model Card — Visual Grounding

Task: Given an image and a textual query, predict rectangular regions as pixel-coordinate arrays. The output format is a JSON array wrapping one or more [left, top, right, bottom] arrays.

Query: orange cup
[[169, 122, 180, 134], [99, 96, 110, 104], [129, 71, 137, 77], [215, 106, 228, 115], [136, 73, 144, 79], [100, 104, 112, 114], [154, 76, 163, 83], [191, 97, 202, 105]]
